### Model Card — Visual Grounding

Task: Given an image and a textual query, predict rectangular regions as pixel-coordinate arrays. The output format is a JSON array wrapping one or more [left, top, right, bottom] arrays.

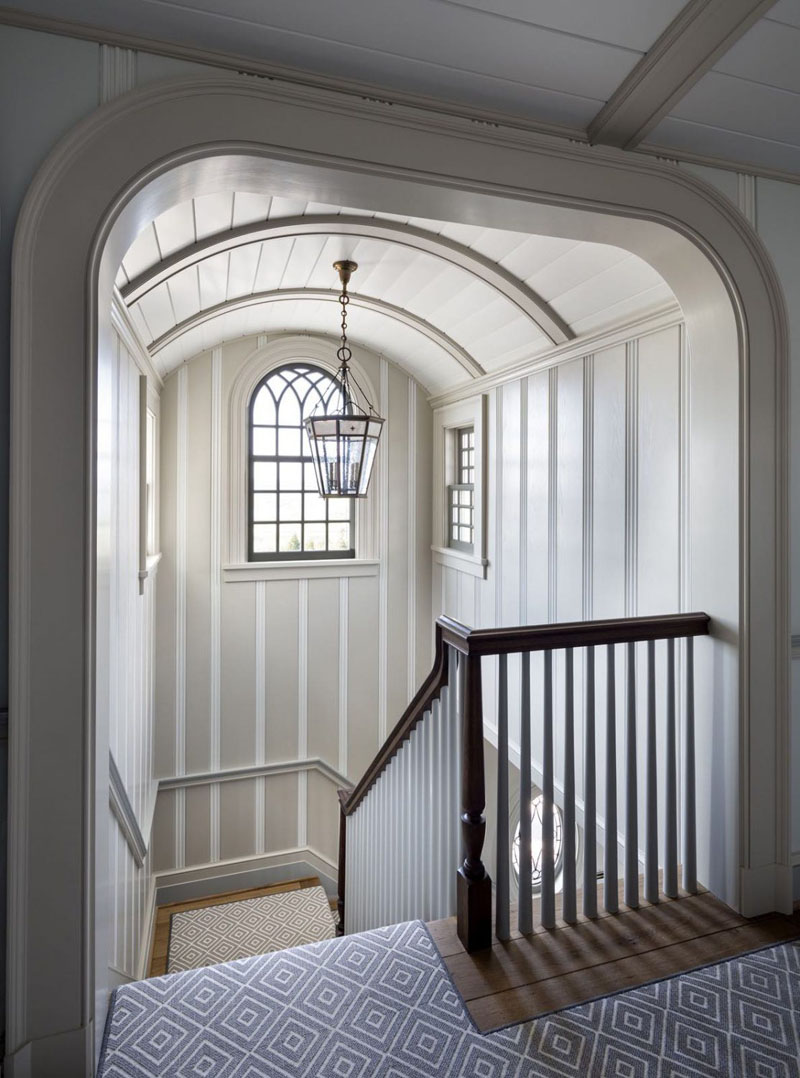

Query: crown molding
[[428, 301, 684, 408], [638, 141, 800, 188], [587, 0, 778, 150]]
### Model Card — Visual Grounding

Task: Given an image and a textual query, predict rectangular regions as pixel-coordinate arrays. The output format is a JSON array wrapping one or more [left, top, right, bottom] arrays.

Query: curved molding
[[121, 214, 574, 345], [7, 72, 789, 1067], [149, 288, 486, 379]]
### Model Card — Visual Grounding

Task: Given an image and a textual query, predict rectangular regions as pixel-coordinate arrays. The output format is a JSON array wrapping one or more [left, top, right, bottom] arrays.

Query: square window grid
[[249, 365, 356, 561], [448, 426, 475, 553]]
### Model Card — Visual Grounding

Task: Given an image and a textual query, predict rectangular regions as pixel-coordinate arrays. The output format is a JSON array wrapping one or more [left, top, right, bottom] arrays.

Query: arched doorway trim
[[7, 75, 789, 1074]]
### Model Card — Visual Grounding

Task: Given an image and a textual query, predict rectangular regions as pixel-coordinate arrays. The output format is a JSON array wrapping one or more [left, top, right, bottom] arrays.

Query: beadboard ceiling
[[5, 0, 800, 176], [118, 193, 674, 394]]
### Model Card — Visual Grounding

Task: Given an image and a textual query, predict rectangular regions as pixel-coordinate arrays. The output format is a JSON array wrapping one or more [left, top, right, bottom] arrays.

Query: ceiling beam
[[587, 0, 778, 150], [121, 214, 574, 346], [148, 289, 487, 379]]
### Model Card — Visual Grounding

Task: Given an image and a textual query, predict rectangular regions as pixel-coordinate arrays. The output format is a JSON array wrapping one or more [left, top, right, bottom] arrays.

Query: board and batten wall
[[434, 315, 693, 874], [97, 321, 160, 984], [151, 333, 432, 887]]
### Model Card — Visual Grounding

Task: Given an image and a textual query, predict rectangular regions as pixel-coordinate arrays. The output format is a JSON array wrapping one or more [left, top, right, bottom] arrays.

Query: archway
[[8, 74, 789, 1074]]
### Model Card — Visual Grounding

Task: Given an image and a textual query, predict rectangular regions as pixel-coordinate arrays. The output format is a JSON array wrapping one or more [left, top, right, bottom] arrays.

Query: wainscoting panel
[[154, 335, 431, 875], [433, 318, 689, 851]]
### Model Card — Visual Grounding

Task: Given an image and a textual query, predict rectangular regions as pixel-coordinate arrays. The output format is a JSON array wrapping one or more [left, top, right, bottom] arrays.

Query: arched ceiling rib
[[117, 192, 677, 391], [149, 289, 486, 379], [121, 215, 575, 347]]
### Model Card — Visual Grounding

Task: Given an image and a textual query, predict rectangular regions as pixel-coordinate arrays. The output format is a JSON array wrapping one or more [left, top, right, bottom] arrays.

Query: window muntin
[[249, 364, 355, 561], [448, 425, 475, 552], [511, 794, 564, 894]]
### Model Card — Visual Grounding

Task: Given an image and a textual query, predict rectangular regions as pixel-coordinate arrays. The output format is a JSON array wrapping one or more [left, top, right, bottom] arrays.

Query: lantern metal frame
[[304, 260, 385, 498]]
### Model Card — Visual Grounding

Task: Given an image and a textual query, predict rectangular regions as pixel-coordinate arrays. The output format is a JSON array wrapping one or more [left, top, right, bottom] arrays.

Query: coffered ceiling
[[3, 0, 798, 175]]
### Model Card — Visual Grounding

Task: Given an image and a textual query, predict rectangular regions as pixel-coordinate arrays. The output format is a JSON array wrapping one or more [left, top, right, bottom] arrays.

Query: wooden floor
[[428, 883, 800, 1032], [148, 876, 327, 977]]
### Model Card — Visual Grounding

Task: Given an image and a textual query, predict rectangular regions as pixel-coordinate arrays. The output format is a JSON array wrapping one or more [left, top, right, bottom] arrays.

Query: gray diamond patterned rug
[[100, 920, 800, 1077], [167, 886, 337, 973]]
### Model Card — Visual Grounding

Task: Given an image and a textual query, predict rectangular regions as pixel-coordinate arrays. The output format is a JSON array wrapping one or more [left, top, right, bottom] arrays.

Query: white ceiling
[[118, 192, 673, 394], [7, 0, 798, 174], [7, 0, 684, 129], [644, 0, 800, 174]]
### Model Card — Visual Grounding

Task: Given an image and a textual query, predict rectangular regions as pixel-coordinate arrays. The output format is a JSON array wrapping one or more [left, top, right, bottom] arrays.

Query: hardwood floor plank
[[466, 916, 800, 1031], [444, 893, 746, 1001]]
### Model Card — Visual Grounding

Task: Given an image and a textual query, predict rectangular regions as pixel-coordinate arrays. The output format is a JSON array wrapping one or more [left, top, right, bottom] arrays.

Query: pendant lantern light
[[305, 260, 385, 497]]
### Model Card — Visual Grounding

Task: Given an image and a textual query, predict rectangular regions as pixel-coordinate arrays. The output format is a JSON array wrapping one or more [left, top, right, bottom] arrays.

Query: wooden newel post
[[336, 788, 350, 936], [457, 650, 492, 952]]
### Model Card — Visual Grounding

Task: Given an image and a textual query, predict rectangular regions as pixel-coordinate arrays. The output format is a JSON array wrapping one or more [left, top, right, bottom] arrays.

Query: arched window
[[249, 363, 355, 561]]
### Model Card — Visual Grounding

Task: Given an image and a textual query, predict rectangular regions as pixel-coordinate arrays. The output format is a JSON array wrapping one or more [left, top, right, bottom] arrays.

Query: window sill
[[223, 560, 380, 583], [431, 545, 488, 579]]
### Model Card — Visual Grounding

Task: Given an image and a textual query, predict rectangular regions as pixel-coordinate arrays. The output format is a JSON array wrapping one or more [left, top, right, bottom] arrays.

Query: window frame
[[447, 425, 475, 554], [247, 361, 356, 563], [432, 395, 487, 579]]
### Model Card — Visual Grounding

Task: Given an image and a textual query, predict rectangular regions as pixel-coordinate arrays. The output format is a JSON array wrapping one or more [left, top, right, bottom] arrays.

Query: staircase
[[338, 612, 710, 952]]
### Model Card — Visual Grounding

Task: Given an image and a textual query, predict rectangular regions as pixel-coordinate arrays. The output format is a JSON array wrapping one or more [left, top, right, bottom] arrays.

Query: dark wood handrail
[[340, 621, 450, 817], [439, 611, 711, 657]]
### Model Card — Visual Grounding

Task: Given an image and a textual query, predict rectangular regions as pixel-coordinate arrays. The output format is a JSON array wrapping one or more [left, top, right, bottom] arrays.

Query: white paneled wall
[[152, 334, 432, 878], [434, 319, 689, 860], [100, 328, 160, 981]]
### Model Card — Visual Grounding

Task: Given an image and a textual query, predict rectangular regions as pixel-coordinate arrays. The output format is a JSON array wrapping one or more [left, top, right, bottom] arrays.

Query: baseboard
[[793, 862, 800, 903], [4, 1021, 93, 1077], [740, 862, 794, 916], [154, 848, 338, 907]]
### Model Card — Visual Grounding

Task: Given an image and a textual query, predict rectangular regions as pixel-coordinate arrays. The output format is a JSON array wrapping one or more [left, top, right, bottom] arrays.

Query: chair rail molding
[[7, 71, 788, 1072]]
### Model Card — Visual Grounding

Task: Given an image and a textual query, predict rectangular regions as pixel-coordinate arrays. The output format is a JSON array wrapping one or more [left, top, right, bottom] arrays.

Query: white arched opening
[[7, 75, 789, 1074]]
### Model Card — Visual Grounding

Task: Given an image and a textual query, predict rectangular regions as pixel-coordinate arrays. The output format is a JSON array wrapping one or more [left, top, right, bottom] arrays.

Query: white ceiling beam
[[147, 289, 486, 379], [587, 0, 778, 150], [120, 215, 574, 346]]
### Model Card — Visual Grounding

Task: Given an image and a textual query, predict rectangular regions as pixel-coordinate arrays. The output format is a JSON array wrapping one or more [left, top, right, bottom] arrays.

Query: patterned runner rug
[[100, 920, 800, 1077], [167, 885, 337, 973]]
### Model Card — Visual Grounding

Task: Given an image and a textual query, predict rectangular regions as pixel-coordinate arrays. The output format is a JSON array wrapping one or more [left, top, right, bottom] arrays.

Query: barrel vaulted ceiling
[[117, 192, 674, 395]]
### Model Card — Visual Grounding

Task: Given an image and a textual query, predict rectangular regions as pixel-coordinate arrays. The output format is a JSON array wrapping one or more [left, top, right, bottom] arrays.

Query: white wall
[[96, 325, 159, 984], [679, 165, 800, 877], [435, 317, 692, 869], [150, 334, 432, 884]]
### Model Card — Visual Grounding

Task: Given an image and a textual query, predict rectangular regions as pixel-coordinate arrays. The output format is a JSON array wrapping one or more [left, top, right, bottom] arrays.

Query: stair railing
[[339, 611, 710, 952]]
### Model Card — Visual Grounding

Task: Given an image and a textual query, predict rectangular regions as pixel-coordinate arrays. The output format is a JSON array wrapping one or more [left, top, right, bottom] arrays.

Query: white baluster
[[624, 641, 639, 908], [562, 648, 577, 924], [683, 636, 697, 893], [518, 651, 533, 934], [604, 644, 619, 913], [541, 649, 556, 929], [664, 637, 678, 898], [645, 639, 659, 904], [496, 653, 510, 940], [584, 645, 598, 918]]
